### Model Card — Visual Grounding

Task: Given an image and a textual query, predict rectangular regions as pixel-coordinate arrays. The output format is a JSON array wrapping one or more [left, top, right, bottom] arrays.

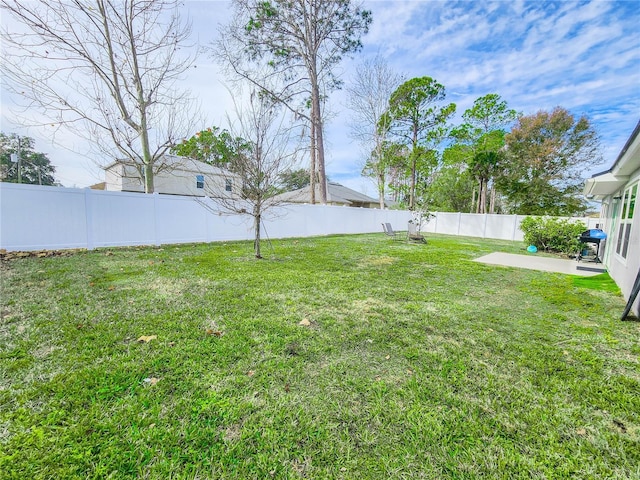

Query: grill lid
[[580, 229, 607, 240]]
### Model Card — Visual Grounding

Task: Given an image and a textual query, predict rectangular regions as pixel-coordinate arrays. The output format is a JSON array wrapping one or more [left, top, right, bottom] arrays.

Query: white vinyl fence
[[0, 183, 596, 252], [422, 212, 598, 241], [0, 183, 412, 251]]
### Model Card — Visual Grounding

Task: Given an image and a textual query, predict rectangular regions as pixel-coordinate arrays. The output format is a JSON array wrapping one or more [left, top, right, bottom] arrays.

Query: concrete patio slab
[[474, 252, 606, 277]]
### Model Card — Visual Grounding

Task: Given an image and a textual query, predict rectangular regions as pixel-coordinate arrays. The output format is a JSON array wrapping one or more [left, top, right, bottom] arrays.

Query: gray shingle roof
[[275, 182, 379, 205]]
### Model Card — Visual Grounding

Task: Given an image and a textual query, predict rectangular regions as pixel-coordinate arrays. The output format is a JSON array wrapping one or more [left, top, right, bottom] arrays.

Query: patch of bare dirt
[[0, 248, 85, 261]]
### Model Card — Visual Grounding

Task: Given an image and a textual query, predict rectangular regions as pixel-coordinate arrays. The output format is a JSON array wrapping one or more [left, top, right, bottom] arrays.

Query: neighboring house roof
[[584, 120, 640, 199], [275, 182, 380, 207], [89, 182, 106, 190], [103, 154, 235, 177]]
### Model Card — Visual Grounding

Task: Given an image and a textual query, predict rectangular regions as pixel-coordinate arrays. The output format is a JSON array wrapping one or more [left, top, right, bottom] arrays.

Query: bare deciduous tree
[[346, 55, 403, 208], [1, 0, 200, 193], [201, 92, 302, 259], [214, 0, 371, 204]]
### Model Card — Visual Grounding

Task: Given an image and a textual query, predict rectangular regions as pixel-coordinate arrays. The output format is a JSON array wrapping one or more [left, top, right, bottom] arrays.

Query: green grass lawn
[[1, 234, 638, 479]]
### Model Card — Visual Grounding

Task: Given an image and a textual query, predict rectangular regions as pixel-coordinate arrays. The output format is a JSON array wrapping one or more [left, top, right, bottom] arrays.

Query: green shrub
[[520, 216, 586, 254]]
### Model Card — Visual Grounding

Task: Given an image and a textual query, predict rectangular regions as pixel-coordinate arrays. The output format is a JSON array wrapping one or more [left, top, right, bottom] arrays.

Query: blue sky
[[1, 0, 639, 195]]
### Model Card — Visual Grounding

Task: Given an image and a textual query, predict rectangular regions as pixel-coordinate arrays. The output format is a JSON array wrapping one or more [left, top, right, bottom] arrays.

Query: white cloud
[[1, 0, 638, 189]]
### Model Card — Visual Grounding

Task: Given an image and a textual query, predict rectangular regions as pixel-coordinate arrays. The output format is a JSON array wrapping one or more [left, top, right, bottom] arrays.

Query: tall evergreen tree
[[447, 94, 517, 213], [216, 0, 372, 204], [381, 77, 455, 210]]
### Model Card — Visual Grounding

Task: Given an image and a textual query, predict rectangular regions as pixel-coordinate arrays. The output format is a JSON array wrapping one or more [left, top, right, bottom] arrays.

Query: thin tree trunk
[[374, 135, 386, 209], [480, 179, 487, 214], [409, 153, 416, 210], [126, 0, 154, 194], [471, 187, 476, 213], [312, 82, 327, 204], [489, 183, 496, 214], [254, 211, 262, 259], [310, 119, 316, 204], [139, 100, 154, 193], [144, 162, 154, 194], [409, 129, 418, 210]]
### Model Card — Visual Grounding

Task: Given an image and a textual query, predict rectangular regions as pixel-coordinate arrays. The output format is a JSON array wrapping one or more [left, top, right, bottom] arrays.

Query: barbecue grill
[[577, 229, 607, 263]]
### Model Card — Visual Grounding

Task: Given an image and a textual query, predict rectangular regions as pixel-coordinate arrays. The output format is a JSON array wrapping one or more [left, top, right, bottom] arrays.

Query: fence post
[[457, 212, 462, 236], [153, 192, 161, 246], [84, 188, 94, 250], [483, 213, 488, 238]]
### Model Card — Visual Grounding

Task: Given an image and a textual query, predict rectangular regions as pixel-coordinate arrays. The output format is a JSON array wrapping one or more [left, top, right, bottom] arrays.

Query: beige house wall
[[104, 159, 239, 198]]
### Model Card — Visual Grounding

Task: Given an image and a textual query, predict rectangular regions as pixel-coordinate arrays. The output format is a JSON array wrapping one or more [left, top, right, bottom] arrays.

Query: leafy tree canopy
[[242, 0, 372, 92], [447, 94, 516, 161], [0, 133, 56, 186], [382, 77, 456, 145], [171, 127, 249, 167], [462, 93, 518, 134], [276, 168, 314, 191], [427, 165, 475, 213], [445, 94, 517, 214], [365, 141, 409, 204], [498, 107, 602, 216]]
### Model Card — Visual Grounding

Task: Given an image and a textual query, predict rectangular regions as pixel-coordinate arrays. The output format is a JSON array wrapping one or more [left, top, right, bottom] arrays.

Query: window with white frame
[[616, 182, 637, 259], [225, 178, 233, 192], [196, 175, 204, 189]]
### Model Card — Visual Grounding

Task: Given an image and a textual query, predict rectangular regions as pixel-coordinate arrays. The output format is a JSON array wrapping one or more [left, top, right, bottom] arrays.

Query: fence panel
[[1, 184, 88, 250], [260, 205, 306, 240], [0, 183, 596, 252], [430, 213, 460, 235], [485, 214, 520, 241], [88, 189, 156, 248], [155, 194, 209, 245], [458, 214, 485, 237]]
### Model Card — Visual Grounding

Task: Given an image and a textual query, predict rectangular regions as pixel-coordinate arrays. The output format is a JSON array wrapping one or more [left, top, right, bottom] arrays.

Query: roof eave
[[583, 173, 629, 200], [584, 119, 640, 200], [610, 120, 640, 175]]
